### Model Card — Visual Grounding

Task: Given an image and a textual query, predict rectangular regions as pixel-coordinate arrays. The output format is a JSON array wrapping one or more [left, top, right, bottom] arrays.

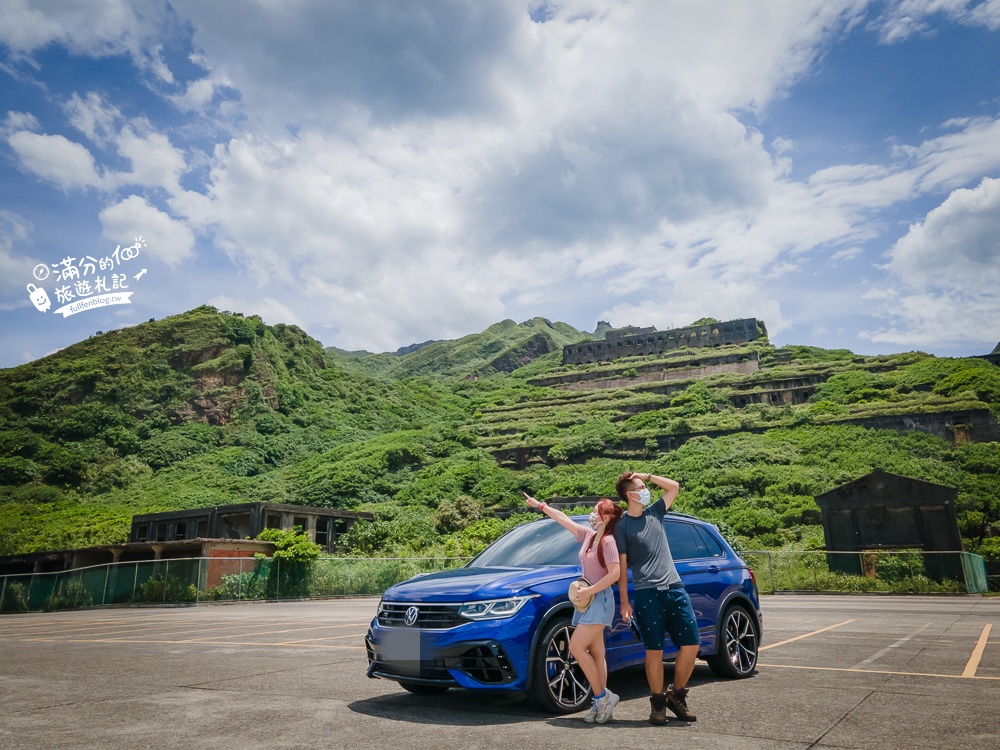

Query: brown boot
[[649, 693, 668, 725], [665, 685, 697, 722]]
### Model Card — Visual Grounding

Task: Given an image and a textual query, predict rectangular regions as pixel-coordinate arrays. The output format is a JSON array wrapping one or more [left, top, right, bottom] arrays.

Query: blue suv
[[366, 512, 762, 713]]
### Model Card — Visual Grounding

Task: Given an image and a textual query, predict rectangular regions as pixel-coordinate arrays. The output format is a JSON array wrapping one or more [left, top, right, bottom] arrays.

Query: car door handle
[[708, 565, 720, 573]]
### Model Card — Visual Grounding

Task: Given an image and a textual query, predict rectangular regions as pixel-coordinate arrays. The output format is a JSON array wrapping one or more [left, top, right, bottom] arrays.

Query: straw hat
[[568, 577, 593, 612]]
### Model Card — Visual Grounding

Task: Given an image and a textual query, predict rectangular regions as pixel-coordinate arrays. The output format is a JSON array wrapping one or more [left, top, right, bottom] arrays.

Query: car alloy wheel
[[528, 618, 591, 713], [708, 605, 759, 678]]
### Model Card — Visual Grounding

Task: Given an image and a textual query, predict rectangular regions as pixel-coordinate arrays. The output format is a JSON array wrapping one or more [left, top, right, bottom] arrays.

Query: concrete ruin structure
[[130, 502, 370, 552], [562, 318, 765, 365], [0, 503, 371, 576]]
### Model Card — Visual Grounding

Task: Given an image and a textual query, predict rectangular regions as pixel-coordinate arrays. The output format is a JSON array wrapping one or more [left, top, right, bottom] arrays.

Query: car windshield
[[468, 518, 583, 568]]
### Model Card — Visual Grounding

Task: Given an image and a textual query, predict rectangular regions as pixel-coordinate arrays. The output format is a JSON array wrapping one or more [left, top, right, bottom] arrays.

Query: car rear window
[[663, 520, 726, 560], [696, 526, 727, 557]]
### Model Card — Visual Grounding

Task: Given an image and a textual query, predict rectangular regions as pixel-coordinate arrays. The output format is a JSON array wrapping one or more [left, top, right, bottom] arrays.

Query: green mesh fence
[[0, 556, 471, 613], [961, 552, 988, 594], [5, 550, 985, 614], [742, 550, 987, 594]]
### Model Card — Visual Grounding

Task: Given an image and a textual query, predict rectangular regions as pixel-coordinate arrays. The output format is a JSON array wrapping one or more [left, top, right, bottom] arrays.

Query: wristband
[[539, 502, 547, 511]]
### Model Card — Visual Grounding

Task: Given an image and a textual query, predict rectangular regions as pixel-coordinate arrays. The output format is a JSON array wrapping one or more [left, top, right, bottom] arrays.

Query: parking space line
[[0, 618, 174, 637], [853, 622, 931, 669], [14, 619, 366, 642], [278, 633, 367, 644], [961, 624, 992, 678], [829, 635, 957, 644], [177, 623, 367, 643], [20, 621, 288, 641], [758, 662, 1000, 681], [759, 619, 855, 651], [60, 637, 365, 650], [21, 622, 271, 641]]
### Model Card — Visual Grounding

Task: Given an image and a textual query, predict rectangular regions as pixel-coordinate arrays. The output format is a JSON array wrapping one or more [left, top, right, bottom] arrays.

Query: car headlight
[[458, 595, 537, 621]]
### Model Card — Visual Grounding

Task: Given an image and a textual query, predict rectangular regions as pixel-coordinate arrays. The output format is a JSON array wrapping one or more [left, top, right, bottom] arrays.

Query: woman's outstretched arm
[[523, 492, 585, 535]]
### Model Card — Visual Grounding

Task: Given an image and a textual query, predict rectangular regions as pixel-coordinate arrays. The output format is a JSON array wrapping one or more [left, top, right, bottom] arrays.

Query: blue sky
[[2, 1, 999, 369]]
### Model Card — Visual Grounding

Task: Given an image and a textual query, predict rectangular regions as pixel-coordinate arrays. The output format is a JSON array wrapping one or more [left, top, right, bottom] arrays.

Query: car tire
[[707, 604, 759, 678], [398, 681, 450, 696], [527, 617, 591, 714]]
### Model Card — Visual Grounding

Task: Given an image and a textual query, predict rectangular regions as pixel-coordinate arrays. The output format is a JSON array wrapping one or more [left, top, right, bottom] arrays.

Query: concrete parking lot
[[2, 594, 998, 750]]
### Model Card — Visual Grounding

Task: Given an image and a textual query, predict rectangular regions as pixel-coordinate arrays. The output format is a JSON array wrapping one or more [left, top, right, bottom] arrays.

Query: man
[[613, 470, 699, 724]]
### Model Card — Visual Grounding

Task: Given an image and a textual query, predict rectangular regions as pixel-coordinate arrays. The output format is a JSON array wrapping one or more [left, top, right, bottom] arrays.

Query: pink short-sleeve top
[[574, 526, 619, 583]]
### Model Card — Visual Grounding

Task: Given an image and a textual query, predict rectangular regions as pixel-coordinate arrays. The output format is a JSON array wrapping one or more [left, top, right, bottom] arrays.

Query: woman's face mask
[[588, 511, 603, 529], [633, 487, 651, 506]]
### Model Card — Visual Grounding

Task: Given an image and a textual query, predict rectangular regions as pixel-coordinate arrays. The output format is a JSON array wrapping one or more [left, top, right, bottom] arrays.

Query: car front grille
[[377, 602, 464, 629]]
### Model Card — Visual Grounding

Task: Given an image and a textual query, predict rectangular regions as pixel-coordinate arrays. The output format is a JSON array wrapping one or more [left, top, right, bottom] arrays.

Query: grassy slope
[[325, 317, 587, 380], [1, 308, 999, 561]]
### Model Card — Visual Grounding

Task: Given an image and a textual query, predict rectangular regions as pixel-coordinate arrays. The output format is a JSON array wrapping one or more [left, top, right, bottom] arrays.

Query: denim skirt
[[572, 587, 615, 627]]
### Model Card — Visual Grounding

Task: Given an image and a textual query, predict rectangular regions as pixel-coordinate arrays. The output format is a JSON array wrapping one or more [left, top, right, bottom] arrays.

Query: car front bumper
[[365, 611, 536, 691]]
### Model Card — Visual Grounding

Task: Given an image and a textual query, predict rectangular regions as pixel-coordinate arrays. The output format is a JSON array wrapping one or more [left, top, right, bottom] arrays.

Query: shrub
[[47, 579, 93, 610], [1, 581, 28, 613], [337, 520, 392, 555], [206, 570, 267, 601], [670, 382, 725, 417], [0, 456, 40, 484], [255, 527, 322, 598], [134, 575, 198, 603], [435, 495, 486, 533]]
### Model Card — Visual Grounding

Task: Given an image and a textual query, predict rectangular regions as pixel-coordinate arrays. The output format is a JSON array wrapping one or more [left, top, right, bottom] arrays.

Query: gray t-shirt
[[612, 498, 682, 590]]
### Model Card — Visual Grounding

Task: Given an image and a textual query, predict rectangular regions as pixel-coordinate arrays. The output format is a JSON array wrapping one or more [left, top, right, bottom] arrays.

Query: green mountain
[[2, 308, 999, 563], [325, 317, 588, 380]]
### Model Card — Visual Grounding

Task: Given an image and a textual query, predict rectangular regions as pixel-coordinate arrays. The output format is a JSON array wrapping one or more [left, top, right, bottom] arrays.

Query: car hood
[[381, 565, 579, 603]]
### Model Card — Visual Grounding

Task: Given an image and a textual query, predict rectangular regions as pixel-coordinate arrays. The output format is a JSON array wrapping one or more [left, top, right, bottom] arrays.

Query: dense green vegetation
[[1, 307, 998, 569]]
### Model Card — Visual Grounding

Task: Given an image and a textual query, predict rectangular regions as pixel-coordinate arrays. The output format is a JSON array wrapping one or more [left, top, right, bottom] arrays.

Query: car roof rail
[[664, 510, 702, 521]]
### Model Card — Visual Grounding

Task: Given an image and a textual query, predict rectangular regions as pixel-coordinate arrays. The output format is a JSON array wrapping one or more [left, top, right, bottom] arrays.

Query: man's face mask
[[588, 511, 602, 529], [633, 487, 651, 506]]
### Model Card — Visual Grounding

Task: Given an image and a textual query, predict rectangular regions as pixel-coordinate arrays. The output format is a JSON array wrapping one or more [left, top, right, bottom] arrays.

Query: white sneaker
[[582, 698, 600, 723], [595, 689, 619, 724]]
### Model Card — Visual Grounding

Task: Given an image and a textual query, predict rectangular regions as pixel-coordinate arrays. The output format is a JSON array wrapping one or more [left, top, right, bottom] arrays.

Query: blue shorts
[[572, 587, 615, 627], [634, 587, 701, 650]]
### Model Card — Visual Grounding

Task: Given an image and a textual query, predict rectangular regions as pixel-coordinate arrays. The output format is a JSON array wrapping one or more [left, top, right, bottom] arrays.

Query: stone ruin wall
[[558, 357, 759, 391], [489, 408, 999, 470], [562, 318, 764, 365]]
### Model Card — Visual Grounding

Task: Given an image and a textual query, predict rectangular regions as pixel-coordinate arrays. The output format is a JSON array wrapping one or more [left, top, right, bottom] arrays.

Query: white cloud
[[7, 131, 102, 189], [0, 210, 36, 297], [2, 111, 40, 134], [205, 294, 306, 330], [603, 277, 789, 339], [0, 0, 177, 75], [872, 0, 1000, 43], [831, 247, 863, 261], [99, 195, 195, 267], [168, 77, 217, 112], [909, 116, 1000, 194], [170, 0, 528, 126], [111, 126, 186, 191], [304, 253, 509, 352], [4, 1, 999, 356], [888, 176, 1000, 289], [64, 92, 121, 145], [862, 177, 1000, 346]]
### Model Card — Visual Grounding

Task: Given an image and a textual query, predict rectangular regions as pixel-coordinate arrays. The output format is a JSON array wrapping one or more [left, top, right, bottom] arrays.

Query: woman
[[523, 492, 624, 724]]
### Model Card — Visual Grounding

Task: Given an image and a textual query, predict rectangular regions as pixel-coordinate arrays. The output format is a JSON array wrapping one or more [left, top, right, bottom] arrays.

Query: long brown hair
[[589, 498, 624, 569]]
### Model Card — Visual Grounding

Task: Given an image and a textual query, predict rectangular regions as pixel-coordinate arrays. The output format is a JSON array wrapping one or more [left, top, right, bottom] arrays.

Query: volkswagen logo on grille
[[403, 606, 419, 626]]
